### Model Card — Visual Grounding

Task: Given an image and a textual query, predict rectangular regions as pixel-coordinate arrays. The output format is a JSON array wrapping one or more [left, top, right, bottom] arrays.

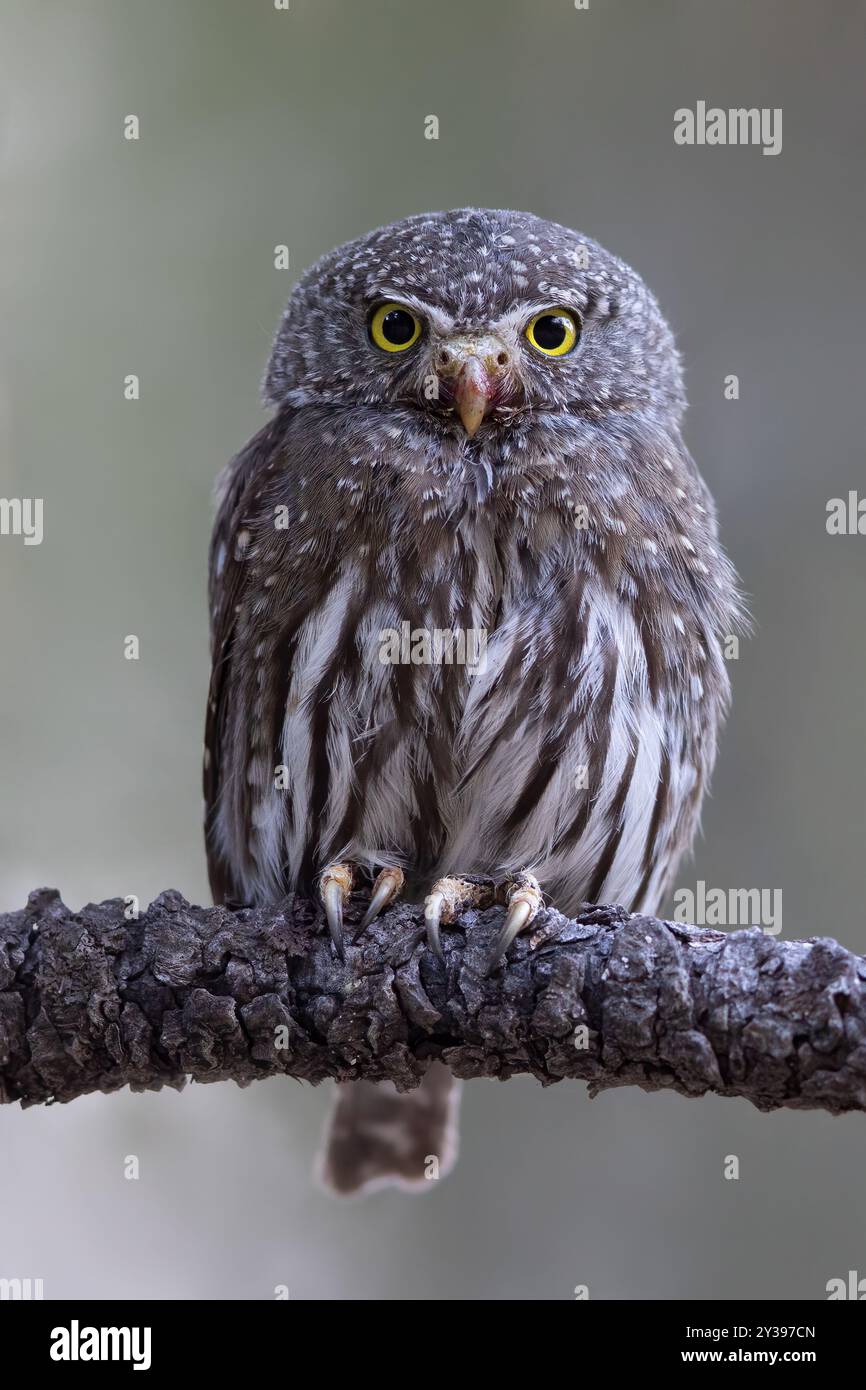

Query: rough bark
[[1, 886, 865, 1116]]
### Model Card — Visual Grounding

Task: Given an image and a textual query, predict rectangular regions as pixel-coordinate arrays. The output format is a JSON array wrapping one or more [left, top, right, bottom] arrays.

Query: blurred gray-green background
[[2, 0, 865, 1300]]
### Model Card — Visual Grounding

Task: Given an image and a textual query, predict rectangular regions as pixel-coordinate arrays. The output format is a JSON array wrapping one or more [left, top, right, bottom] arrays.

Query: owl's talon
[[360, 867, 405, 931], [319, 863, 355, 960], [483, 872, 543, 976], [424, 876, 495, 963], [424, 890, 447, 962]]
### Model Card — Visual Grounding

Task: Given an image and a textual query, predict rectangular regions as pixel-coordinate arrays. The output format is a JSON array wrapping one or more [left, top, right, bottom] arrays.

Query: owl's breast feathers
[[204, 403, 741, 914]]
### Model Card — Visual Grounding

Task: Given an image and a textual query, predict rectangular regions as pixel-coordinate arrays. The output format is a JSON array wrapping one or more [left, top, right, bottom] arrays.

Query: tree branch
[[1, 886, 864, 1116]]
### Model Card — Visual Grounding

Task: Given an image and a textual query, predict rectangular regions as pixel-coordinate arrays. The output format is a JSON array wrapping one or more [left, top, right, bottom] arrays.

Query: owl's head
[[264, 209, 684, 440]]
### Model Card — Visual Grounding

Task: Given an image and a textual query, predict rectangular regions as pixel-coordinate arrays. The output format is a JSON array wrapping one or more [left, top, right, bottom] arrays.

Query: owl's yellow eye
[[525, 308, 579, 357], [369, 302, 422, 352]]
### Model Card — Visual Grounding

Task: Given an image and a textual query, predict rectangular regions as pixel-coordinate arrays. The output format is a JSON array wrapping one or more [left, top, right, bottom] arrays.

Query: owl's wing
[[203, 415, 286, 904]]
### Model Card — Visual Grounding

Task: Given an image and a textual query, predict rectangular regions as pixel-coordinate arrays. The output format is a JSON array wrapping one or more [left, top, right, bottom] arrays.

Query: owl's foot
[[320, 863, 406, 956], [359, 866, 405, 930], [319, 862, 355, 960], [482, 871, 544, 976], [424, 875, 496, 963]]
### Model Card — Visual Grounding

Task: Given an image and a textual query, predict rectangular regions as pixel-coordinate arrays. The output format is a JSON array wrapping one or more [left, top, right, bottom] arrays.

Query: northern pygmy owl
[[204, 209, 742, 1194]]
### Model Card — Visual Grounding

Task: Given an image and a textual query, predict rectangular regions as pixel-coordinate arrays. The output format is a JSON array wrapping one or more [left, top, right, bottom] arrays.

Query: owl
[[204, 209, 742, 1195]]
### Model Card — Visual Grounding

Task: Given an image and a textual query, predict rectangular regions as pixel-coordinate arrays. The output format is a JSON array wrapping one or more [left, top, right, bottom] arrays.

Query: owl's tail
[[317, 1063, 460, 1197]]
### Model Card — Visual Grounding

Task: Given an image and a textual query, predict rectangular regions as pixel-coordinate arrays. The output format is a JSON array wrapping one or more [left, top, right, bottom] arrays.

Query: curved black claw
[[424, 889, 447, 963], [424, 875, 496, 965], [319, 864, 355, 961], [360, 867, 405, 932], [482, 873, 543, 976]]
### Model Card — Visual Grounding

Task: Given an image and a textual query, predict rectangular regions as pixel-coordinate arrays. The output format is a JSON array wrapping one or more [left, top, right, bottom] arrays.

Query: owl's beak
[[435, 334, 511, 437], [452, 358, 492, 438]]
